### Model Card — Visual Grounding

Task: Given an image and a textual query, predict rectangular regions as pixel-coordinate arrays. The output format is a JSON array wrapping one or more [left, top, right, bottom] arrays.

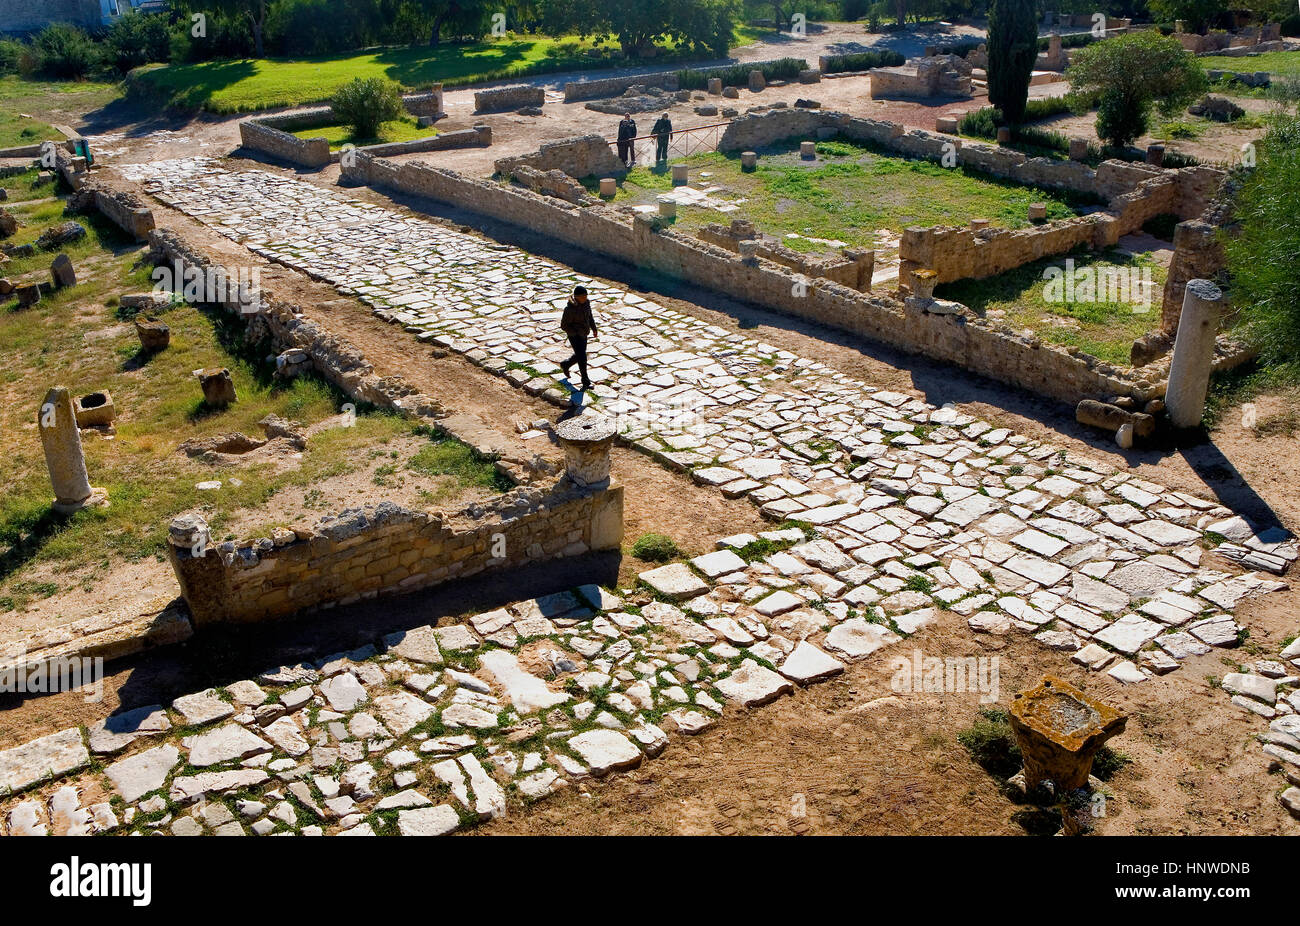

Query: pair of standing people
[[615, 113, 673, 167]]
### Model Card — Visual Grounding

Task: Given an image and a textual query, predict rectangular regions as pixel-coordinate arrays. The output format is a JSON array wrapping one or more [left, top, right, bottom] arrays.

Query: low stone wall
[[719, 109, 1224, 214], [52, 147, 156, 240], [348, 125, 491, 161], [494, 134, 627, 180], [565, 71, 679, 102], [898, 172, 1182, 287], [239, 90, 450, 168], [474, 84, 545, 112], [1177, 23, 1281, 53], [697, 222, 870, 290], [168, 483, 623, 625], [344, 149, 1168, 405], [239, 120, 332, 168], [869, 55, 972, 99]]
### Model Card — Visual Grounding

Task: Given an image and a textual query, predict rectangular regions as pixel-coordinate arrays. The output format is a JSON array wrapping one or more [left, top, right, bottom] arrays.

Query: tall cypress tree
[[987, 0, 1039, 125]]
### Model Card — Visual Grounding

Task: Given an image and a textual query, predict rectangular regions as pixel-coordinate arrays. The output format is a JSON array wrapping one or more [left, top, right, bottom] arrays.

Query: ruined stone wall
[[719, 109, 1223, 214], [52, 147, 156, 240], [696, 224, 863, 288], [565, 72, 679, 102], [239, 120, 331, 168], [356, 126, 491, 160], [474, 84, 545, 112], [169, 486, 623, 626], [493, 134, 627, 180]]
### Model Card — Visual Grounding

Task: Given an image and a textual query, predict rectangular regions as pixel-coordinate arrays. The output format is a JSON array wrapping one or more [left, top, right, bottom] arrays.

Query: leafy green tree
[[34, 24, 102, 79], [1067, 31, 1206, 148], [986, 0, 1038, 125], [541, 0, 738, 58], [104, 13, 172, 73], [1225, 114, 1300, 372], [331, 76, 404, 139], [415, 0, 492, 46], [1146, 0, 1222, 31]]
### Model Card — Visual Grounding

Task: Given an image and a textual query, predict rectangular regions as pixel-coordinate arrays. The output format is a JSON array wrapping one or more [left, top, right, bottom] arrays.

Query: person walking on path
[[651, 112, 672, 165], [559, 285, 598, 391], [617, 114, 637, 167]]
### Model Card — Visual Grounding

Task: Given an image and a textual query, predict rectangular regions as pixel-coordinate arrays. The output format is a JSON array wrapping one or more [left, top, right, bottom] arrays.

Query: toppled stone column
[[657, 197, 676, 219], [598, 177, 617, 197], [1009, 675, 1126, 832], [554, 413, 616, 489], [1028, 202, 1047, 221], [671, 164, 688, 185], [1146, 144, 1165, 167], [38, 386, 107, 513], [800, 141, 816, 159], [707, 77, 723, 95], [740, 151, 758, 171], [748, 70, 766, 92], [1165, 279, 1223, 429], [1069, 137, 1088, 160]]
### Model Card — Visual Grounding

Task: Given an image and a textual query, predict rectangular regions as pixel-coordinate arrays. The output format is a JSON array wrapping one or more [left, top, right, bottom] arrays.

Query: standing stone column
[[1165, 279, 1223, 429], [166, 514, 229, 626], [554, 414, 617, 489], [38, 386, 106, 513]]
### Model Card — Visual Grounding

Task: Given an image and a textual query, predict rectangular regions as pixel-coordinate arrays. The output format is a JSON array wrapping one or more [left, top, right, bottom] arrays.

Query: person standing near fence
[[617, 114, 637, 167], [651, 112, 672, 165]]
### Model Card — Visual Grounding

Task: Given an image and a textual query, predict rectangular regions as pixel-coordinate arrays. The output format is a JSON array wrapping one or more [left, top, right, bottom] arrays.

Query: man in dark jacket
[[559, 285, 598, 390], [651, 112, 672, 164], [617, 114, 637, 167]]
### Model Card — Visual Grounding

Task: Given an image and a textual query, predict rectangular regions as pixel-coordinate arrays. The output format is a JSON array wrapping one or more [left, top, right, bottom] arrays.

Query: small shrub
[[34, 23, 101, 79], [0, 38, 27, 75], [331, 77, 403, 140], [630, 532, 681, 562], [821, 50, 905, 73], [957, 707, 1022, 780]]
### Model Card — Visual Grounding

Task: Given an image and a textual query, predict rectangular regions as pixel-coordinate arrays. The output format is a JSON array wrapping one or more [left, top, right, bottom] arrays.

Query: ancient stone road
[[2, 156, 1285, 834]]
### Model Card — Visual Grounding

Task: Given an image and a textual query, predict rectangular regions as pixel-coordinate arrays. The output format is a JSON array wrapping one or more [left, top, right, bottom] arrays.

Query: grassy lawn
[[130, 34, 617, 113], [289, 115, 436, 149], [1200, 51, 1300, 77], [598, 138, 1084, 252], [935, 248, 1166, 367], [0, 77, 121, 148], [0, 168, 499, 611]]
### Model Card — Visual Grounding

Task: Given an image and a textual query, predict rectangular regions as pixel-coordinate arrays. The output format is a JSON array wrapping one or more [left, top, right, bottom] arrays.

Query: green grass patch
[[1199, 51, 1300, 78], [606, 138, 1084, 252], [0, 76, 121, 149], [407, 427, 513, 494], [936, 247, 1166, 367], [629, 532, 681, 563], [289, 114, 435, 150]]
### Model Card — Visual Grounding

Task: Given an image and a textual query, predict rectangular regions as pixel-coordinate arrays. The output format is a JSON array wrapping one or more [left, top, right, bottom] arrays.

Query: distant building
[[0, 0, 167, 35]]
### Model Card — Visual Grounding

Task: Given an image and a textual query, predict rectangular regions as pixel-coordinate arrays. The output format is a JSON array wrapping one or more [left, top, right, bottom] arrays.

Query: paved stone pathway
[[12, 154, 1275, 833]]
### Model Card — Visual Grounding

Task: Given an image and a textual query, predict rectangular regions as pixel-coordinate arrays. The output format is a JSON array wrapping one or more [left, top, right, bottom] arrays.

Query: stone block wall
[[353, 125, 491, 160], [493, 134, 627, 180], [474, 84, 545, 112], [169, 485, 623, 626], [239, 120, 332, 168], [696, 223, 866, 289], [565, 72, 680, 102]]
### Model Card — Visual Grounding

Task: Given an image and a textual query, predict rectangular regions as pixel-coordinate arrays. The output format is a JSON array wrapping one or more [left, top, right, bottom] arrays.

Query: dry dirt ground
[[482, 605, 1300, 836]]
